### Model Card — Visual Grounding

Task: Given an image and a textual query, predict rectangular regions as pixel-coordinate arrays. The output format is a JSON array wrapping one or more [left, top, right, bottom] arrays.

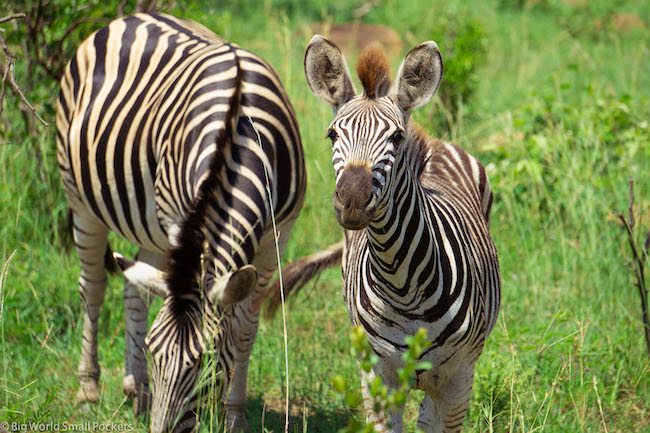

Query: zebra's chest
[[342, 227, 479, 364]]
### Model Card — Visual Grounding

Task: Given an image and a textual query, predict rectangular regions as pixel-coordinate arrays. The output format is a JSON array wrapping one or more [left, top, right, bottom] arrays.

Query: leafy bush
[[427, 16, 488, 117], [332, 327, 432, 432]]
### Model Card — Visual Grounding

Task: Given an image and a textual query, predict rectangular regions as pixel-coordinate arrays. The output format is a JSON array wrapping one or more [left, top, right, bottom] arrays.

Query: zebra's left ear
[[207, 265, 258, 306], [304, 35, 356, 110], [113, 252, 170, 298], [390, 41, 443, 116]]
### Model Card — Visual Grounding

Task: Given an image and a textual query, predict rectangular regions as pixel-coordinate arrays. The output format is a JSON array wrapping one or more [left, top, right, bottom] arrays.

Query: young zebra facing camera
[[269, 36, 501, 432]]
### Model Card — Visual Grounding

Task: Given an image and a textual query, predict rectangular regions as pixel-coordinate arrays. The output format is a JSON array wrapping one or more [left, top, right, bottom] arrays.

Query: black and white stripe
[[289, 36, 500, 432], [57, 13, 305, 432]]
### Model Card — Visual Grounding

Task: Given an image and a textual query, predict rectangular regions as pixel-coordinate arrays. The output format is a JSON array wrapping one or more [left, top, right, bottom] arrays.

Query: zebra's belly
[[365, 321, 473, 392], [61, 161, 172, 253]]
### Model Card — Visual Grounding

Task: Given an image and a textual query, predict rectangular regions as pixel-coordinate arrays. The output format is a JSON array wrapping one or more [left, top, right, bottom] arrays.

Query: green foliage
[[428, 16, 488, 116], [332, 327, 431, 433], [484, 85, 648, 220]]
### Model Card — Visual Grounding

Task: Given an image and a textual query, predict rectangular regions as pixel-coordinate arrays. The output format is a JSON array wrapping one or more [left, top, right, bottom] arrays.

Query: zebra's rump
[[56, 13, 304, 254]]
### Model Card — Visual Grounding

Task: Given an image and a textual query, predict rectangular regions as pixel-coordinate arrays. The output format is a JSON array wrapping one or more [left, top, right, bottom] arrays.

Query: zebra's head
[[304, 35, 443, 230], [114, 253, 257, 433]]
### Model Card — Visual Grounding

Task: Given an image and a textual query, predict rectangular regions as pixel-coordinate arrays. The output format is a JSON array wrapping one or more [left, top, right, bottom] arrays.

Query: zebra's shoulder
[[410, 126, 493, 221]]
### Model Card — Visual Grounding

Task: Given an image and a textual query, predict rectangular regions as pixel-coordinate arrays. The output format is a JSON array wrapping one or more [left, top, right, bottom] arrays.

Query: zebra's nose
[[333, 165, 377, 230]]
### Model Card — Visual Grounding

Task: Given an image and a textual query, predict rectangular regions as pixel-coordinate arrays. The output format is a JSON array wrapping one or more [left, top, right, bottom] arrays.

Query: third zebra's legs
[[417, 365, 475, 433], [123, 248, 164, 414], [73, 212, 110, 404]]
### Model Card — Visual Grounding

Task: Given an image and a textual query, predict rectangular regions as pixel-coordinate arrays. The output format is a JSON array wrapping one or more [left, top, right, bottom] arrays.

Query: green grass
[[1, 0, 649, 431]]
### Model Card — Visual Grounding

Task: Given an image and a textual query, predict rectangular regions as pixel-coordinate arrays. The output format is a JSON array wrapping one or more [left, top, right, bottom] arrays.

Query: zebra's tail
[[264, 241, 344, 319], [104, 244, 120, 275]]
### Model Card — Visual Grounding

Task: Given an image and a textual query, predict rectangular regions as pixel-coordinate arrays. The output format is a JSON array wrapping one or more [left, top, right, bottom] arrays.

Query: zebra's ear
[[304, 35, 356, 110], [207, 265, 258, 306], [391, 41, 443, 115], [113, 252, 170, 298]]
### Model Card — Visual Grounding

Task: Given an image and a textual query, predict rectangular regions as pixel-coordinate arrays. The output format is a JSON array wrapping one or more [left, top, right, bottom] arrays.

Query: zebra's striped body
[[57, 13, 305, 432], [303, 37, 500, 432]]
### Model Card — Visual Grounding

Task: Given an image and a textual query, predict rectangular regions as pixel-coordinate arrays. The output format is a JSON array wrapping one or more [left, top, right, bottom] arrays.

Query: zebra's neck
[[365, 135, 438, 300]]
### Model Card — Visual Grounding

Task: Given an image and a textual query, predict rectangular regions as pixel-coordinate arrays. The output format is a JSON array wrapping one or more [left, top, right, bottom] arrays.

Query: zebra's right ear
[[207, 265, 257, 306], [390, 41, 443, 116], [304, 35, 356, 110], [113, 252, 170, 298]]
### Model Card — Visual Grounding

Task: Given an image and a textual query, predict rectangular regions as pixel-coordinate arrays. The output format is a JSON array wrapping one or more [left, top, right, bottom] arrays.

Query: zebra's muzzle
[[333, 164, 377, 230]]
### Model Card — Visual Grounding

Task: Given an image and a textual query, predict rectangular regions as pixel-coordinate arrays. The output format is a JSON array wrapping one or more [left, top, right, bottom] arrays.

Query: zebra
[[269, 36, 501, 432], [56, 13, 305, 432]]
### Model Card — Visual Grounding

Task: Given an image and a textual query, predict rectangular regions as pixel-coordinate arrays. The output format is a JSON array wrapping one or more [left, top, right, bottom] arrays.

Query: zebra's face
[[328, 98, 406, 230], [146, 303, 203, 433], [304, 35, 443, 231]]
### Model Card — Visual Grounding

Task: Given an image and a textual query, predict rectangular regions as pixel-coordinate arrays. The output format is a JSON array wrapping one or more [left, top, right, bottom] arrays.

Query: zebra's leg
[[73, 212, 110, 404], [359, 366, 406, 432], [223, 219, 297, 432], [222, 270, 273, 433], [123, 248, 164, 414], [417, 365, 475, 433]]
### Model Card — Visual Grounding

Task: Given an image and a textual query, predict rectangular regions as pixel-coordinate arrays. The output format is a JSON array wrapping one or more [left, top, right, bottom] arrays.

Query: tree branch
[[0, 13, 26, 26], [0, 13, 49, 127], [618, 178, 650, 359]]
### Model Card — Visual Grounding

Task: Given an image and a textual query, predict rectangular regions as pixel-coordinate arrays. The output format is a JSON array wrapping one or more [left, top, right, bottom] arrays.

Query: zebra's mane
[[407, 122, 444, 181], [355, 46, 392, 99], [165, 45, 242, 317]]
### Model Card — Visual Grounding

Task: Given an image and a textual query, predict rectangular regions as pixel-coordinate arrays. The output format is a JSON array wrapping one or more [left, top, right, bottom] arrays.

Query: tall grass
[[1, 0, 649, 431]]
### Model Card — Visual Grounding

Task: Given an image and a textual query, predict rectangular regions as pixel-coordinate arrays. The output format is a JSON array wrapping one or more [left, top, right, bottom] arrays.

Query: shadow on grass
[[245, 393, 351, 433]]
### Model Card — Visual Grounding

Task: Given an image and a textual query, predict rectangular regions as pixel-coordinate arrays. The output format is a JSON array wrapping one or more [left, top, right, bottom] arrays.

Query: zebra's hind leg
[[417, 365, 475, 433], [123, 248, 165, 414], [72, 212, 110, 404]]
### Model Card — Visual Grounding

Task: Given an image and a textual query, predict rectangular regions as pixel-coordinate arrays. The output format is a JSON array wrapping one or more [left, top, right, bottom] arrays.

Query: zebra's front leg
[[73, 214, 110, 404], [417, 365, 475, 433], [123, 248, 164, 414], [222, 291, 266, 433], [360, 366, 406, 432]]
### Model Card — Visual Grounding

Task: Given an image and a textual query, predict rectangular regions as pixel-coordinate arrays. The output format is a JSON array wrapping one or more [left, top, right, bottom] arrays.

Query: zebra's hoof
[[225, 412, 249, 433], [123, 374, 151, 415], [123, 374, 136, 397], [133, 391, 151, 416], [76, 380, 99, 404]]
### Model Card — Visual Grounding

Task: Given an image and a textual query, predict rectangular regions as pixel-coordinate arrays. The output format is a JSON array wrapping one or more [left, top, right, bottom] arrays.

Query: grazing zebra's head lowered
[[113, 252, 257, 433], [305, 36, 442, 231]]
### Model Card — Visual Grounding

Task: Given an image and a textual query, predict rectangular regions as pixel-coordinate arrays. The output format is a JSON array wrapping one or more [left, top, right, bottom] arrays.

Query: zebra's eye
[[326, 129, 338, 144], [390, 131, 405, 145]]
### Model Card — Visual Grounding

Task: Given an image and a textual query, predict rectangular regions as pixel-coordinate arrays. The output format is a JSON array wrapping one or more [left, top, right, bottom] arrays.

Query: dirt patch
[[611, 13, 645, 32], [594, 13, 645, 33], [301, 22, 403, 59]]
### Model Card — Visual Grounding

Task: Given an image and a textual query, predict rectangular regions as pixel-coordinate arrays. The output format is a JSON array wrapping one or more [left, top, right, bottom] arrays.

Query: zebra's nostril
[[362, 194, 376, 211]]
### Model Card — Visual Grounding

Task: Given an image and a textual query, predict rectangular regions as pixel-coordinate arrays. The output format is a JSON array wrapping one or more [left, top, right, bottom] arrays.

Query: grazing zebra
[[56, 13, 305, 432], [271, 36, 500, 432]]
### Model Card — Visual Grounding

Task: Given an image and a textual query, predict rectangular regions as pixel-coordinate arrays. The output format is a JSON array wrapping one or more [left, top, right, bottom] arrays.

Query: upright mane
[[165, 44, 242, 317], [355, 46, 391, 98]]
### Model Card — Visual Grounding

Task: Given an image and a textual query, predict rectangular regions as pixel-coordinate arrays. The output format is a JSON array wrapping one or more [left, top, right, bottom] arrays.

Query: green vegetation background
[[1, 0, 649, 431]]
